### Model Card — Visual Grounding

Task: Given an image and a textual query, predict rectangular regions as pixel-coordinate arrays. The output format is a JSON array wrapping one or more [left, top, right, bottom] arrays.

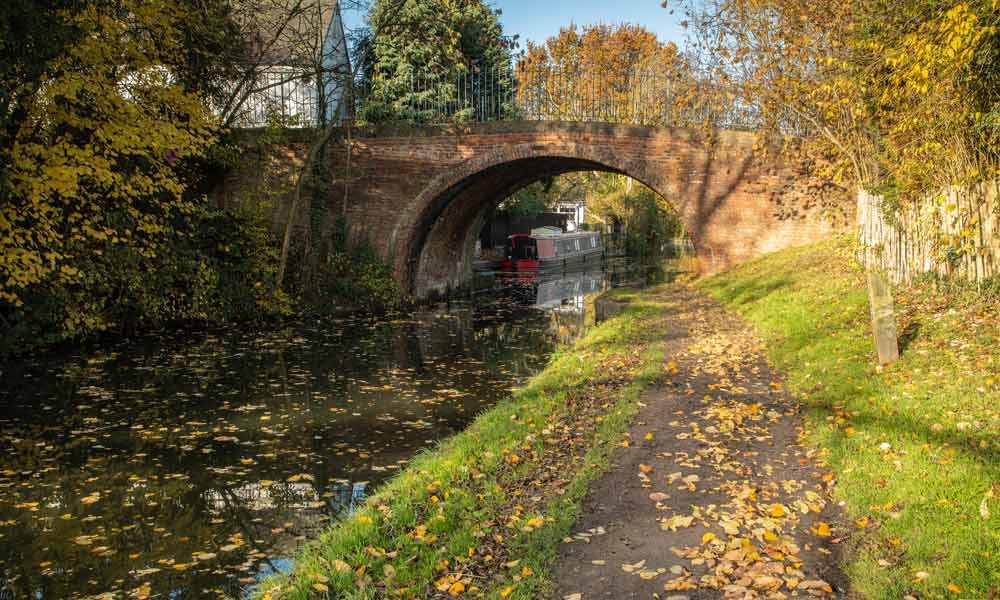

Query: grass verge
[[250, 286, 675, 599], [699, 237, 1000, 599]]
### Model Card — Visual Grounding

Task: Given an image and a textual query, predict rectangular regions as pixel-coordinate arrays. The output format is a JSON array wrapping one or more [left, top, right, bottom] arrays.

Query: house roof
[[235, 0, 348, 68]]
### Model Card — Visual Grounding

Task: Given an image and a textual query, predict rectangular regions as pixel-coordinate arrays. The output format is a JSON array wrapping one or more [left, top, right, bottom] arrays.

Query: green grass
[[699, 237, 1000, 599], [250, 288, 674, 600]]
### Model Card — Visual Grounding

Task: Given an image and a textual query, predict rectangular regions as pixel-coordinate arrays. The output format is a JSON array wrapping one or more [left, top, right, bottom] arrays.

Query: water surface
[[0, 264, 667, 599]]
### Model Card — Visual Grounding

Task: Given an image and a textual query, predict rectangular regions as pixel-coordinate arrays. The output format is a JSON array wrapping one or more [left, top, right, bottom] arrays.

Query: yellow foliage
[[1, 1, 217, 307]]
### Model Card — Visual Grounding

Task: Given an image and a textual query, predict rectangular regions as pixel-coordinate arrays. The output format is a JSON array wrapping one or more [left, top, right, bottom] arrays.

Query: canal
[[0, 262, 671, 599]]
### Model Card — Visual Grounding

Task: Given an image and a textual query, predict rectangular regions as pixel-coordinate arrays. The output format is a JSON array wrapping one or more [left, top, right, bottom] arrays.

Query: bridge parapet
[[234, 65, 767, 131]]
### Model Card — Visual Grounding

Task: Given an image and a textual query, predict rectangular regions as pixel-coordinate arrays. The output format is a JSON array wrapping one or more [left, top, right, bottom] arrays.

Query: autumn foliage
[[682, 0, 1000, 197], [0, 1, 284, 352], [515, 23, 711, 126]]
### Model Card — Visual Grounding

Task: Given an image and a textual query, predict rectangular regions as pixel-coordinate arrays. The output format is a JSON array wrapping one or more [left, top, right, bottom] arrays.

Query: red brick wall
[[219, 122, 847, 297], [323, 121, 846, 297]]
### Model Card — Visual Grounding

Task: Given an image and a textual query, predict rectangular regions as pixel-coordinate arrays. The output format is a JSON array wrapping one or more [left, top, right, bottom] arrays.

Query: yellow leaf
[[639, 464, 653, 474], [312, 582, 329, 592], [660, 515, 695, 531], [499, 586, 514, 598], [768, 504, 787, 518], [332, 559, 351, 573], [947, 584, 962, 594], [812, 521, 832, 537], [702, 532, 717, 544], [447, 581, 465, 596]]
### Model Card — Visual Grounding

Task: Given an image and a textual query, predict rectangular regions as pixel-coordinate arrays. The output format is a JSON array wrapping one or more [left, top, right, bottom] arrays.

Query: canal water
[[0, 262, 670, 600]]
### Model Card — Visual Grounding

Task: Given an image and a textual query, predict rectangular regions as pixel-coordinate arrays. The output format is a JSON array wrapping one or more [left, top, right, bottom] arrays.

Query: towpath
[[550, 286, 852, 599]]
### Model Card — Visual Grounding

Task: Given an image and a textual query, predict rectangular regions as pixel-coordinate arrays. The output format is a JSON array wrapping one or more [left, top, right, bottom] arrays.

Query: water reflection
[[0, 264, 665, 599]]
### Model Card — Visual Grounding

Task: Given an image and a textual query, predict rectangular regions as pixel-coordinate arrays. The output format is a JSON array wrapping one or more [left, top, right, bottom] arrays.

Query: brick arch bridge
[[323, 121, 839, 298]]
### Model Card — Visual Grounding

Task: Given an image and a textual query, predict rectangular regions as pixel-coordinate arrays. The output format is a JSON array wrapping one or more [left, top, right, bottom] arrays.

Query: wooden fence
[[857, 182, 1000, 284]]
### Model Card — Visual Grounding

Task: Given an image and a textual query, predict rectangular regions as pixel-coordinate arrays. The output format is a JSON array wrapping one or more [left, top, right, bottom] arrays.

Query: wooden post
[[866, 270, 900, 365]]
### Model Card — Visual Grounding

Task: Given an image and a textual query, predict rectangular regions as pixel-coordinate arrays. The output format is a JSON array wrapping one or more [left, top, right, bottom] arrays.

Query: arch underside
[[407, 157, 619, 297], [377, 126, 781, 299], [403, 155, 667, 298]]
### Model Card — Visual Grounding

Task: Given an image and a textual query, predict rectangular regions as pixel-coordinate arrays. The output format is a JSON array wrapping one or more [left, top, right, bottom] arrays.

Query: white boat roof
[[531, 231, 601, 240]]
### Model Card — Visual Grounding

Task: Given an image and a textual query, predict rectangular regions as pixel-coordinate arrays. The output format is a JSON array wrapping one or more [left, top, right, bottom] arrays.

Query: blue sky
[[341, 0, 688, 49], [493, 0, 687, 47]]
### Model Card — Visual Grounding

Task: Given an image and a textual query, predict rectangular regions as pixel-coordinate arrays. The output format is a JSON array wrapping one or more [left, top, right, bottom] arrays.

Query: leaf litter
[[551, 286, 847, 599]]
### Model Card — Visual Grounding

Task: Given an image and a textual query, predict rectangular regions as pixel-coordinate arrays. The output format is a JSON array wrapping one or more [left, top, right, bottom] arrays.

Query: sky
[[493, 0, 687, 48], [341, 0, 689, 50]]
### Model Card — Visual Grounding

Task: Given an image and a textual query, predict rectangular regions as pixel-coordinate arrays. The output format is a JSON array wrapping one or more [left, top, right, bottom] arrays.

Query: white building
[[232, 0, 351, 127], [554, 200, 586, 231]]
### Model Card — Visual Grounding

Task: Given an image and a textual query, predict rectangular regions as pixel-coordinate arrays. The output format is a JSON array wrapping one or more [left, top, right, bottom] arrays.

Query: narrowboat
[[502, 227, 603, 271]]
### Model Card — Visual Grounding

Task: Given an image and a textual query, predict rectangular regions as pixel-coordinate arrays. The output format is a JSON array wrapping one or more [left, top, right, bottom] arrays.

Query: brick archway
[[390, 144, 681, 297], [324, 121, 841, 298]]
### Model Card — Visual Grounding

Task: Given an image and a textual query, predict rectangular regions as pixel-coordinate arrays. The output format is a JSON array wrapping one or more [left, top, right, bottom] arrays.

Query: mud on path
[[550, 285, 853, 600]]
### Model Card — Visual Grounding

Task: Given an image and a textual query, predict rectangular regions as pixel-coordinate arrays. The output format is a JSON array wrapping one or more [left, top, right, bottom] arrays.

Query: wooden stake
[[866, 270, 900, 365]]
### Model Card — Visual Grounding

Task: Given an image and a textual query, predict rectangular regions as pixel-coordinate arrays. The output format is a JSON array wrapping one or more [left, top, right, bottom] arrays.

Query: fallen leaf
[[660, 515, 695, 531]]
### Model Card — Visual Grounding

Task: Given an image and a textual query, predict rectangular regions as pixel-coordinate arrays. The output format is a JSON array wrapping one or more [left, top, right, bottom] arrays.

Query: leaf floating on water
[[621, 559, 646, 573]]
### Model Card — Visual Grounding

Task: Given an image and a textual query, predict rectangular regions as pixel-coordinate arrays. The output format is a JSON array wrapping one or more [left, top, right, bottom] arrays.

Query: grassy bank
[[700, 237, 1000, 599], [251, 286, 673, 599]]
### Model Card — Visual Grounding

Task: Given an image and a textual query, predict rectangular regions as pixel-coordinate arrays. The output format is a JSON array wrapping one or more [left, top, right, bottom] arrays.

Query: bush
[[0, 206, 289, 356], [300, 219, 408, 313]]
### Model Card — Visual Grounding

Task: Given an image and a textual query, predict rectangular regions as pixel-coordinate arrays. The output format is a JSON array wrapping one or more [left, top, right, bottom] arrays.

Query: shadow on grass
[[804, 387, 1000, 483], [897, 320, 921, 356], [706, 277, 794, 307]]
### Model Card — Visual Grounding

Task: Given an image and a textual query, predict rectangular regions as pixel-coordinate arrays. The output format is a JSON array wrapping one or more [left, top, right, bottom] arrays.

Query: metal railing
[[228, 63, 765, 130]]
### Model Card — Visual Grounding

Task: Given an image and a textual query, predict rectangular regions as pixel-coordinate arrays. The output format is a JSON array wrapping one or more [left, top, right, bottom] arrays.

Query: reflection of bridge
[[312, 121, 840, 298]]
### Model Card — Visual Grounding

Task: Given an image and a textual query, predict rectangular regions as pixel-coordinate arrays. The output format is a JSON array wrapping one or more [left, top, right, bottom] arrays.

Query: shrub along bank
[[700, 237, 1000, 599], [249, 287, 671, 600], [0, 206, 291, 356]]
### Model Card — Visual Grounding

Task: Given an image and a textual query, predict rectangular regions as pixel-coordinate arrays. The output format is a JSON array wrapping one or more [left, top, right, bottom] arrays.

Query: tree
[[679, 0, 1000, 363], [680, 0, 1000, 197], [357, 0, 513, 122], [583, 174, 685, 258], [0, 0, 291, 352], [0, 1, 224, 309], [514, 23, 701, 125]]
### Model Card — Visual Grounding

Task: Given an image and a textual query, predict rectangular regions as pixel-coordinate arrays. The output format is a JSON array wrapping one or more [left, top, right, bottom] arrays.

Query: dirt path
[[550, 285, 852, 600]]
